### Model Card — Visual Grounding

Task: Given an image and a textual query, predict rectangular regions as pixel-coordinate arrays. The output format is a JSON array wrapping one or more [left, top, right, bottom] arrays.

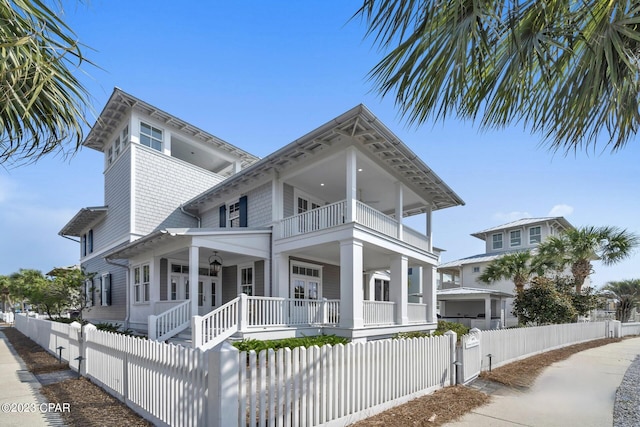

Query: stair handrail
[[193, 295, 243, 350], [148, 300, 191, 341]]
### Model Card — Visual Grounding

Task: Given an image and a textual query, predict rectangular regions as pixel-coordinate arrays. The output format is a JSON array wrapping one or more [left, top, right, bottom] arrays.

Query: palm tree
[[478, 251, 541, 294], [536, 226, 640, 294], [1, 0, 92, 165], [356, 1, 640, 153], [601, 279, 640, 322]]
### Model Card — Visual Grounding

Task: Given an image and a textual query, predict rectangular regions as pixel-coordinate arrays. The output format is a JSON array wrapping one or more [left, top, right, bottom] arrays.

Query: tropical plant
[[1, 0, 92, 165], [601, 279, 640, 322], [536, 226, 640, 294], [513, 277, 577, 325], [478, 251, 541, 294], [356, 0, 640, 153]]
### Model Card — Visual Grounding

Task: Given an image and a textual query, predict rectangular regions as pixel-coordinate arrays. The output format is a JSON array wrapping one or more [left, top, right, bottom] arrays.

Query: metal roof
[[438, 249, 531, 269], [183, 104, 465, 214], [471, 217, 573, 240], [59, 207, 108, 237]]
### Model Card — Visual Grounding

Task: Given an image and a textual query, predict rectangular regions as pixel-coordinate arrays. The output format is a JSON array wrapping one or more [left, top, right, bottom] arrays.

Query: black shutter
[[103, 274, 112, 306], [239, 195, 248, 227], [219, 205, 226, 227]]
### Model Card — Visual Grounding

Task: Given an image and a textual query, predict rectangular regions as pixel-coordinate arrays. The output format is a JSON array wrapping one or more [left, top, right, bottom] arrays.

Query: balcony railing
[[276, 199, 432, 252]]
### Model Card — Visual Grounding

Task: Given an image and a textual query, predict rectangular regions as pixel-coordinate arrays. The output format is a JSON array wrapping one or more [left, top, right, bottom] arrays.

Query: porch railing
[[193, 296, 241, 351], [363, 301, 396, 326], [276, 199, 432, 252], [355, 200, 398, 238], [148, 300, 191, 342], [408, 303, 428, 323], [247, 296, 341, 327], [279, 200, 346, 238]]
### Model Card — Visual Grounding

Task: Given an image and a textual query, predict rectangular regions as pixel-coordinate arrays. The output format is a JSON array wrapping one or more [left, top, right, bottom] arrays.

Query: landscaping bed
[[2, 327, 151, 427]]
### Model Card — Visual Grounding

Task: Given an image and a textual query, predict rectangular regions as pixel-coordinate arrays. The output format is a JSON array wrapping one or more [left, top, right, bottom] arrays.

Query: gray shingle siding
[[81, 253, 128, 322], [247, 183, 272, 226], [133, 146, 224, 235], [283, 183, 294, 217], [98, 148, 132, 250], [221, 265, 237, 304], [255, 260, 265, 296], [200, 181, 273, 228]]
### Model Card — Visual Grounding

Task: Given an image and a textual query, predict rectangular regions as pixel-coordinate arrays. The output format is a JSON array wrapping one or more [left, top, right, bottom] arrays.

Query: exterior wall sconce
[[209, 251, 223, 276]]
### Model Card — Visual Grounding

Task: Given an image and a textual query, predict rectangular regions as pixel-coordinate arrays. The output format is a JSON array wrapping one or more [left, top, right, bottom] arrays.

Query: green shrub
[[232, 335, 349, 352], [393, 331, 431, 339], [433, 320, 470, 337]]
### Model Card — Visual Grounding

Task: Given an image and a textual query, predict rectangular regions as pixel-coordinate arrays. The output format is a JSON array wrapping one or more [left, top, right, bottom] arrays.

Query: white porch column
[[390, 255, 409, 325], [189, 246, 199, 316], [425, 203, 433, 252], [424, 265, 437, 323], [339, 239, 364, 329], [367, 274, 375, 301], [263, 257, 271, 297], [273, 252, 289, 298], [150, 257, 162, 313], [271, 174, 283, 223], [345, 147, 357, 223], [395, 181, 403, 239], [500, 299, 506, 328], [484, 295, 492, 330]]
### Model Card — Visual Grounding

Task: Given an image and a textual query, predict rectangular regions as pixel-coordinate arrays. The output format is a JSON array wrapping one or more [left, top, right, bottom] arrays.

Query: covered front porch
[[437, 287, 514, 330]]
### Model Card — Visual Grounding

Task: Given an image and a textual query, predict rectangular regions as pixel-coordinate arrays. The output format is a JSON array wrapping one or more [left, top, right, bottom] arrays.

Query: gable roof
[[83, 88, 259, 169], [183, 104, 465, 214], [471, 217, 573, 241]]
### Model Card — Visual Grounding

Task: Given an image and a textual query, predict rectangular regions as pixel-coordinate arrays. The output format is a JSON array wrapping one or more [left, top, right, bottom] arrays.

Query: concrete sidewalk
[[0, 327, 64, 426], [446, 337, 640, 427]]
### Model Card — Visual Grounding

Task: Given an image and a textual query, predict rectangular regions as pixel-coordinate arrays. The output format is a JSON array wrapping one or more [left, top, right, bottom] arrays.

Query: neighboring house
[[437, 217, 578, 329], [59, 88, 464, 349]]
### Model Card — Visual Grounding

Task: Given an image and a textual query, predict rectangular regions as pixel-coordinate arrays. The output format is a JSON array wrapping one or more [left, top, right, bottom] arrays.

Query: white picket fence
[[12, 315, 630, 426], [239, 335, 453, 426]]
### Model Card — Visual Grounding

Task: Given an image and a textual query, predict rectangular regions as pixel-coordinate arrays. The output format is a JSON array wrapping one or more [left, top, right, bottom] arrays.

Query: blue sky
[[1, 1, 639, 288]]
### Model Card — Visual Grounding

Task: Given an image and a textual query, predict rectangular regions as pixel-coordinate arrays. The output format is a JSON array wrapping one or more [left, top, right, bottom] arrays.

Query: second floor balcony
[[275, 199, 432, 252]]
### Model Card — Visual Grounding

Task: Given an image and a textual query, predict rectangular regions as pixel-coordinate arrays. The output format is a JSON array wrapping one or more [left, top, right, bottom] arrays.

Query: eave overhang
[[59, 206, 108, 237], [83, 88, 259, 170]]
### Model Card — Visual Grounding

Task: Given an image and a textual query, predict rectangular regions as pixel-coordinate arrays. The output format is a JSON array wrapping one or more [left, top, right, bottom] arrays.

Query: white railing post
[[238, 293, 249, 332], [321, 298, 328, 324], [148, 314, 157, 340], [208, 341, 240, 427], [444, 330, 457, 385], [192, 315, 203, 349]]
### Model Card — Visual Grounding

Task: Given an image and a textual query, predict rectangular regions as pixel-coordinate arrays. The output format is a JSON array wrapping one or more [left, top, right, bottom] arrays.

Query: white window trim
[[226, 198, 241, 228], [492, 233, 503, 250], [133, 263, 150, 304], [139, 121, 163, 152], [290, 260, 323, 299], [529, 226, 542, 244], [510, 230, 522, 247], [238, 262, 255, 296]]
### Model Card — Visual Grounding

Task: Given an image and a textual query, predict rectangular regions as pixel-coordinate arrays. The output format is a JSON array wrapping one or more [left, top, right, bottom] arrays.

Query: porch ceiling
[[183, 105, 464, 214]]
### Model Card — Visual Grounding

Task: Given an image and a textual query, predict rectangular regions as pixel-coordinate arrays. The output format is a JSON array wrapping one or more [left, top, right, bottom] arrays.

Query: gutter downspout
[[105, 258, 131, 329], [180, 204, 201, 228], [60, 234, 81, 243]]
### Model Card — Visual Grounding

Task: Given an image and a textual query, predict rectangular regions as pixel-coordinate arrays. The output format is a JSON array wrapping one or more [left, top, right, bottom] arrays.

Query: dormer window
[[492, 233, 503, 250], [140, 122, 163, 151]]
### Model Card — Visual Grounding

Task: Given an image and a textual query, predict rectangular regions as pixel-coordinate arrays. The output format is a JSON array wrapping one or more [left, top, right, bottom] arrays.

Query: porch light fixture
[[209, 252, 223, 276]]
